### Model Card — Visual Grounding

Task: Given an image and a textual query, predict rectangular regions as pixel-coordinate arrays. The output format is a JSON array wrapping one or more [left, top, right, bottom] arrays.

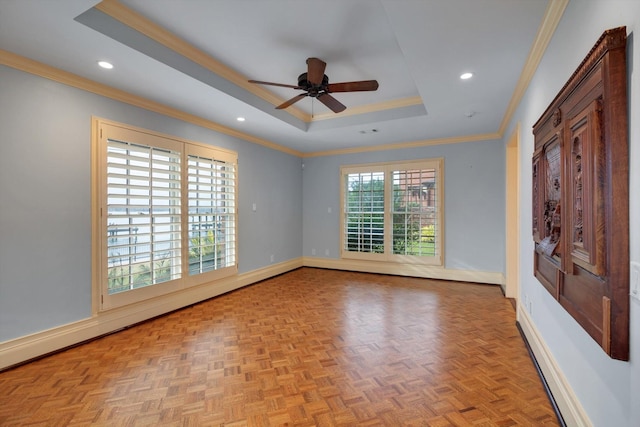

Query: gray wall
[[0, 66, 302, 342], [302, 139, 506, 273], [2, 2, 638, 424], [506, 1, 640, 425], [0, 63, 506, 345]]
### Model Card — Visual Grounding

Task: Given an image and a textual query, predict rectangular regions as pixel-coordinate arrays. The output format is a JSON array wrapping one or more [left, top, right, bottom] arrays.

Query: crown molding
[[498, 0, 569, 136], [94, 0, 310, 123], [302, 132, 502, 158], [94, 0, 426, 125], [1, 49, 500, 159], [0, 49, 303, 157]]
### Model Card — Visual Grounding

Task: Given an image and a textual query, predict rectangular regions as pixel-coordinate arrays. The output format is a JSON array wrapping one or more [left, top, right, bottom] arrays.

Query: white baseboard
[[517, 305, 592, 427], [303, 256, 505, 285], [1, 258, 504, 370], [0, 258, 303, 370]]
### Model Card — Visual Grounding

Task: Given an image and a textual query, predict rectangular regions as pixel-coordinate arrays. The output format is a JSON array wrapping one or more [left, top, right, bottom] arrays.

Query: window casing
[[340, 159, 443, 266], [94, 119, 237, 310]]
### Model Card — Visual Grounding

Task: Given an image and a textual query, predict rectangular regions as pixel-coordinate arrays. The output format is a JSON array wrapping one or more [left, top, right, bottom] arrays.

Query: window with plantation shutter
[[392, 167, 438, 257], [106, 139, 182, 294], [187, 151, 236, 275], [344, 170, 385, 254], [95, 119, 238, 310], [340, 159, 443, 266]]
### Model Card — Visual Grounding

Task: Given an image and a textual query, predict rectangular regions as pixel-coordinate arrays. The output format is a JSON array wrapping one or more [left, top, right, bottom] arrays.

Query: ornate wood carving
[[531, 27, 629, 360], [532, 156, 540, 242], [552, 108, 562, 127]]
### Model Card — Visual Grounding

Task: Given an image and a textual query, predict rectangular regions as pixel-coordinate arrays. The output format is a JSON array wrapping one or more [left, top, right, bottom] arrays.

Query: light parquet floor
[[0, 268, 559, 426]]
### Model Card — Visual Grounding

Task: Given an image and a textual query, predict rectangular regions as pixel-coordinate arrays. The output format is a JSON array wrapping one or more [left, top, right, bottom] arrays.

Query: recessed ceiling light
[[236, 117, 245, 122], [98, 61, 113, 69], [460, 72, 473, 80]]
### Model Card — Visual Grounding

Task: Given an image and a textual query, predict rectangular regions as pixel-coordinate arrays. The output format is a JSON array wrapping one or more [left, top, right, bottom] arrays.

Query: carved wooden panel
[[541, 139, 562, 256], [567, 100, 606, 277], [532, 155, 541, 242], [532, 27, 629, 360]]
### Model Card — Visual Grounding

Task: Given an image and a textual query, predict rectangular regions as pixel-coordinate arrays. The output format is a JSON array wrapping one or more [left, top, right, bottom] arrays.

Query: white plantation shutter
[[97, 120, 238, 311], [340, 159, 443, 266], [343, 171, 385, 254], [187, 153, 236, 275], [106, 139, 182, 294]]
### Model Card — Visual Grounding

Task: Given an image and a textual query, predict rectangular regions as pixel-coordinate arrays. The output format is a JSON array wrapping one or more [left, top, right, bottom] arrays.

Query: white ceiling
[[0, 0, 552, 154]]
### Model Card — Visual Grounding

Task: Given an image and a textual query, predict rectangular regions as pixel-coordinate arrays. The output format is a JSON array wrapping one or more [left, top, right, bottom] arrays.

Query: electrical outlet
[[311, 248, 316, 256], [270, 254, 274, 263], [631, 261, 640, 302], [325, 249, 330, 256]]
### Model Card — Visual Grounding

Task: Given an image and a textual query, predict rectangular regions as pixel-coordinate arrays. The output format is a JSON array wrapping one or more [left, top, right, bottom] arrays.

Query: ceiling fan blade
[[317, 93, 346, 113], [327, 80, 379, 92], [276, 93, 308, 109], [248, 80, 302, 89], [306, 57, 327, 86]]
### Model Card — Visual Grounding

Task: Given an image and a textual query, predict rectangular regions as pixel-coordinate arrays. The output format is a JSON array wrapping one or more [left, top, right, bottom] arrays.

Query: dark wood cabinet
[[532, 27, 629, 360]]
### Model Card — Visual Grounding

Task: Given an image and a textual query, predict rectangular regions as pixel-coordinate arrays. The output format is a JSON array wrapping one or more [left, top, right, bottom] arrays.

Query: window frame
[[92, 118, 238, 311], [340, 158, 444, 266]]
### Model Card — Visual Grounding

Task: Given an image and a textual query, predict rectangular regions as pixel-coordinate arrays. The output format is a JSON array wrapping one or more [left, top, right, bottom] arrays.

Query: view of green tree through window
[[392, 168, 437, 256], [341, 159, 443, 266]]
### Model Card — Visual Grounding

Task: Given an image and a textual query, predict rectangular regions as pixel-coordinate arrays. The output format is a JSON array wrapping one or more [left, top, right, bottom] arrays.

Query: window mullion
[[384, 167, 393, 258]]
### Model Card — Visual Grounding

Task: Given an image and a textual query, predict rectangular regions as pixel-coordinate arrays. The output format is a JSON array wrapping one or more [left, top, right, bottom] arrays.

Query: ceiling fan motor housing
[[298, 72, 329, 96]]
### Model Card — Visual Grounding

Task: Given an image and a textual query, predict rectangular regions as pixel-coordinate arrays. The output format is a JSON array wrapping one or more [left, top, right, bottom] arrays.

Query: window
[[94, 119, 237, 310], [187, 147, 236, 276], [106, 139, 182, 294], [341, 159, 443, 266]]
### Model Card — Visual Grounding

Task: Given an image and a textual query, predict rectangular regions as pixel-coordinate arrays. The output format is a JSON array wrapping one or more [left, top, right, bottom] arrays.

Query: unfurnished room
[[0, 1, 639, 426]]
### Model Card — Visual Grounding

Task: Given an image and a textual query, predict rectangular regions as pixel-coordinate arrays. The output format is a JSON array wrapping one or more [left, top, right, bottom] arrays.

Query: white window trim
[[92, 118, 238, 312], [340, 158, 444, 266]]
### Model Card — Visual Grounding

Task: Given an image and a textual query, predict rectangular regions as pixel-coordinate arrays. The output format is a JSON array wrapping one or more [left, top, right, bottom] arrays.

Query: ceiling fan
[[248, 58, 379, 113]]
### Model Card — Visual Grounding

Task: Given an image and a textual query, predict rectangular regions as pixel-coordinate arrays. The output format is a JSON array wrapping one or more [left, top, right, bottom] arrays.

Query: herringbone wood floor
[[0, 268, 559, 426]]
